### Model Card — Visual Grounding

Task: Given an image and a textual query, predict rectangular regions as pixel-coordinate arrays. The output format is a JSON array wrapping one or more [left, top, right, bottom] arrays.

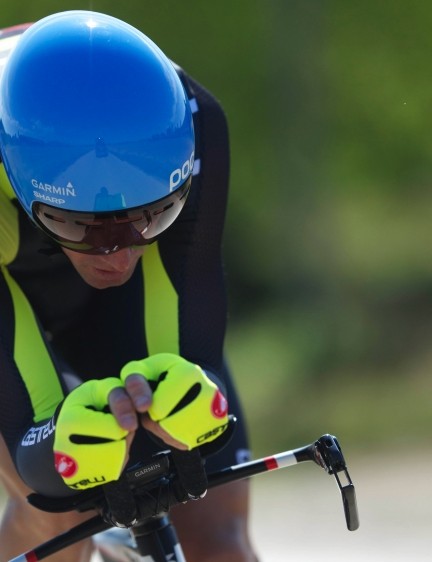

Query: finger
[[123, 373, 153, 413], [120, 432, 135, 472], [141, 414, 188, 451], [109, 387, 138, 431]]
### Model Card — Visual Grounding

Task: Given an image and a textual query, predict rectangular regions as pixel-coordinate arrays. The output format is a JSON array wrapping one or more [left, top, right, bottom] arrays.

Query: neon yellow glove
[[121, 354, 228, 450], [53, 378, 128, 490]]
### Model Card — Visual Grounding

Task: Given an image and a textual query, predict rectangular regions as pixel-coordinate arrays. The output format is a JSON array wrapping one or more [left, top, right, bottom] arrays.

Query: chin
[[81, 272, 133, 289]]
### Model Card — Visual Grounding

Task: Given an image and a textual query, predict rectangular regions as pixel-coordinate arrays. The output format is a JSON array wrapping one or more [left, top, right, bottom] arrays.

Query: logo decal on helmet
[[170, 151, 195, 191], [31, 179, 76, 206], [31, 179, 76, 197]]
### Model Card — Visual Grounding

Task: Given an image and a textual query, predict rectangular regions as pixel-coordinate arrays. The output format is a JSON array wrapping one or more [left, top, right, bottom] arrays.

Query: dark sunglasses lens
[[32, 177, 191, 254]]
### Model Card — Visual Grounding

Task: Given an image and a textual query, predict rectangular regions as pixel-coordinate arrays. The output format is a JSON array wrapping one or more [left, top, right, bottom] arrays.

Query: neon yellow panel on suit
[[142, 242, 180, 355], [2, 266, 64, 422]]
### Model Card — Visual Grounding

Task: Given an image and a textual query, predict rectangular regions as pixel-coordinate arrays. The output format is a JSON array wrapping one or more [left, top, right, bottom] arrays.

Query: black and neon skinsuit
[[0, 27, 249, 497]]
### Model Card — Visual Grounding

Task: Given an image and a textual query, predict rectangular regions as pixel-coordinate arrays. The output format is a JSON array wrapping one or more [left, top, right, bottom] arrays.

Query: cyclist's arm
[[0, 265, 74, 495], [154, 71, 230, 392]]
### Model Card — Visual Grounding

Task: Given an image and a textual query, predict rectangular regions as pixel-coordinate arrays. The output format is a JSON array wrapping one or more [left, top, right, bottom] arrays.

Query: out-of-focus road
[[250, 447, 431, 561]]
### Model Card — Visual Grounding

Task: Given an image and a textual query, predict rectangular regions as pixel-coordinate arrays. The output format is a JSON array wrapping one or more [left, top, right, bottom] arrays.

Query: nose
[[101, 248, 137, 272]]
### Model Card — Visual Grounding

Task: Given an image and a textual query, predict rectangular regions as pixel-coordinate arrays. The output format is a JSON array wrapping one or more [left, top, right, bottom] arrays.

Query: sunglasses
[[32, 178, 191, 254]]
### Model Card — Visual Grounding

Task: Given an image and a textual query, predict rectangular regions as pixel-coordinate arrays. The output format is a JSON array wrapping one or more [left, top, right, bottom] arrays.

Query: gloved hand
[[120, 353, 228, 450], [53, 377, 128, 490]]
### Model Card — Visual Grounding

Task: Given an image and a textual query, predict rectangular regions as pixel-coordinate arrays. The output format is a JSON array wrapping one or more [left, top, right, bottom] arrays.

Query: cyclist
[[0, 11, 257, 562]]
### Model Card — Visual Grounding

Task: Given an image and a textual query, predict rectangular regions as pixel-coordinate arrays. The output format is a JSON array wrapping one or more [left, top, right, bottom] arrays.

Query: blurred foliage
[[2, 1, 432, 455]]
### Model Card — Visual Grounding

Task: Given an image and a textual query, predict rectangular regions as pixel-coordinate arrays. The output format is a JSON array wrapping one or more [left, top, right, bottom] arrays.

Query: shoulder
[[172, 63, 228, 128], [0, 165, 19, 265]]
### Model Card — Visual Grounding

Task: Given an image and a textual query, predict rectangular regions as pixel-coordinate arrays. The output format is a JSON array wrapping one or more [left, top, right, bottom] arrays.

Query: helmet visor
[[32, 178, 191, 254]]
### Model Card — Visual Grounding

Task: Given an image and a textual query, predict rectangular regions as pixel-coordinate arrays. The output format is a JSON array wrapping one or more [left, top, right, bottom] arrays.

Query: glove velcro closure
[[54, 378, 128, 490]]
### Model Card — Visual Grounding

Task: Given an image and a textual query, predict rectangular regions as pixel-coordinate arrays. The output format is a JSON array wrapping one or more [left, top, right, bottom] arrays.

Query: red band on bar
[[264, 456, 278, 471]]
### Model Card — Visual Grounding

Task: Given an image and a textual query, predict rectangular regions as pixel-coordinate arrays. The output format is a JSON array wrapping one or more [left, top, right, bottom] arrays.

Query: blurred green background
[[2, 0, 432, 459]]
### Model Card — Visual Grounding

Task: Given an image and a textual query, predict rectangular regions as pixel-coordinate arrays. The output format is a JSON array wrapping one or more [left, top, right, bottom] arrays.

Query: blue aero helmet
[[0, 11, 195, 254]]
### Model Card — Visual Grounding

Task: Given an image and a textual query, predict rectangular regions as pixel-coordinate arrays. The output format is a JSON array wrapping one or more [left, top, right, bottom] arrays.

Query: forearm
[[15, 417, 75, 497]]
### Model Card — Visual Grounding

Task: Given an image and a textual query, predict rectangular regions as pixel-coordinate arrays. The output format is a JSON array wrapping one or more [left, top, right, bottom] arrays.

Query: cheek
[[63, 250, 93, 271]]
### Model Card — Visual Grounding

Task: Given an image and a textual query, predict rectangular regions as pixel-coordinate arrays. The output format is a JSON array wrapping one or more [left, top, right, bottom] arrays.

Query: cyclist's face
[[62, 246, 146, 289]]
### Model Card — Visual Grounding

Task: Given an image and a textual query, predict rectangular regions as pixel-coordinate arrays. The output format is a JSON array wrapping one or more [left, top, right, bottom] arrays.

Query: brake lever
[[308, 434, 359, 531]]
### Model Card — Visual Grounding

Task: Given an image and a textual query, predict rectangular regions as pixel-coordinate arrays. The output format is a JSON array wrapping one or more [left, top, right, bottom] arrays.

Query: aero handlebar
[[10, 432, 359, 561]]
